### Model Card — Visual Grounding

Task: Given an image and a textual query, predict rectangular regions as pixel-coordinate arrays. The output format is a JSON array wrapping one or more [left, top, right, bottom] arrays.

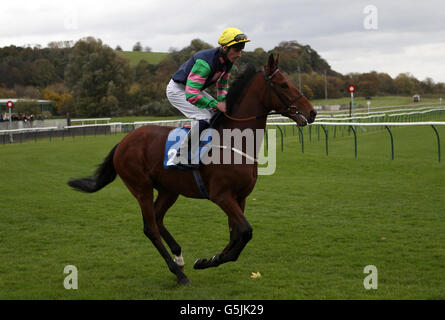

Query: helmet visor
[[223, 34, 249, 47]]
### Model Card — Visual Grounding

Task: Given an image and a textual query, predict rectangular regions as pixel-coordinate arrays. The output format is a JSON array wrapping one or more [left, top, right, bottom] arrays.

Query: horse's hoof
[[194, 255, 221, 269], [193, 258, 208, 269], [178, 277, 191, 286]]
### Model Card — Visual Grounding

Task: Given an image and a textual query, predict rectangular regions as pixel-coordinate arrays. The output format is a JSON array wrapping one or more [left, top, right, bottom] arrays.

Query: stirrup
[[178, 162, 200, 169]]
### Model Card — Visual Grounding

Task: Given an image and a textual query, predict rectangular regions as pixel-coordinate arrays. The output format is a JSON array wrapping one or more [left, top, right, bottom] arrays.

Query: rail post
[[349, 125, 357, 159], [321, 125, 328, 156], [431, 125, 441, 163], [298, 127, 304, 153], [385, 126, 394, 160], [275, 125, 284, 152]]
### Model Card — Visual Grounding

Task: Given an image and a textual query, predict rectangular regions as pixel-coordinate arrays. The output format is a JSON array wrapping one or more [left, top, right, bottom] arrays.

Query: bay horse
[[68, 54, 316, 285]]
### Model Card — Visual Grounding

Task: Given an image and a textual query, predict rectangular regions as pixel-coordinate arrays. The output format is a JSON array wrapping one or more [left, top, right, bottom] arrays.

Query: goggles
[[234, 34, 248, 42], [223, 34, 248, 46]]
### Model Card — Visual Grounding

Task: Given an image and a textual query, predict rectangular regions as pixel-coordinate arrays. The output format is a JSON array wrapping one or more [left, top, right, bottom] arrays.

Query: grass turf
[[0, 124, 444, 299]]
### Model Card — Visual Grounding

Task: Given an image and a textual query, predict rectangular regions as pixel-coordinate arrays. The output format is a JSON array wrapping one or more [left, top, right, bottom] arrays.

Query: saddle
[[163, 125, 212, 170], [163, 125, 212, 199]]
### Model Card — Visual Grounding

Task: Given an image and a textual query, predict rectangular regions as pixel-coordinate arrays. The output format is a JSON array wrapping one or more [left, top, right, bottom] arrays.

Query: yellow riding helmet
[[218, 27, 250, 47]]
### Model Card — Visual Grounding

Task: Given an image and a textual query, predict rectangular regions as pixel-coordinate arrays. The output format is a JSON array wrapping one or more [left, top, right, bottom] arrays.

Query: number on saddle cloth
[[163, 125, 212, 169]]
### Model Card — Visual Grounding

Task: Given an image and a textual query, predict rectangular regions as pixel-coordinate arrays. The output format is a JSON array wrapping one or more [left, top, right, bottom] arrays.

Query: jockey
[[166, 27, 250, 168]]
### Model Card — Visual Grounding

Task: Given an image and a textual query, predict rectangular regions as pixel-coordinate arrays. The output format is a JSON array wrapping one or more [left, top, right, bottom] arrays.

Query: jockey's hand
[[216, 101, 227, 113]]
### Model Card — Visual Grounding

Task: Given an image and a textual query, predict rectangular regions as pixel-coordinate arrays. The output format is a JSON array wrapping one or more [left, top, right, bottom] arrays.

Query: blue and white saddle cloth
[[163, 127, 212, 169]]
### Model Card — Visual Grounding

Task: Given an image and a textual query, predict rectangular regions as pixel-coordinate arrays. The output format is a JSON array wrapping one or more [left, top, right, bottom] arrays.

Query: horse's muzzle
[[285, 109, 316, 127], [308, 110, 317, 124]]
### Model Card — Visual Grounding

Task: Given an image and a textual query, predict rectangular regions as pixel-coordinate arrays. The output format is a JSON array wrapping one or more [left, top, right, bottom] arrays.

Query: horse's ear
[[275, 54, 280, 67], [267, 53, 276, 71]]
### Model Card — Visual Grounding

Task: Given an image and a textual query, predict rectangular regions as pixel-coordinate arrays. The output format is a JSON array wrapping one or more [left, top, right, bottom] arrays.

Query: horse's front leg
[[194, 195, 252, 269]]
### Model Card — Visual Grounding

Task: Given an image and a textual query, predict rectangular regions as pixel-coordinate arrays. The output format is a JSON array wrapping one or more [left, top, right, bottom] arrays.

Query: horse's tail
[[68, 144, 119, 193]]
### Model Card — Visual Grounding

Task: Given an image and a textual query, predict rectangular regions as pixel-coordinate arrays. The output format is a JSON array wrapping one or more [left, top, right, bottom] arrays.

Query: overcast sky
[[1, 0, 444, 82]]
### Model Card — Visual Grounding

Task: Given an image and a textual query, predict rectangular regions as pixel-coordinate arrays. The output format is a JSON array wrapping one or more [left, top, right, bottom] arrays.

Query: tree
[[421, 77, 435, 94], [239, 47, 268, 70], [65, 37, 132, 116], [42, 87, 75, 115], [299, 73, 325, 99], [302, 84, 314, 100], [170, 39, 213, 67], [358, 72, 379, 97], [434, 82, 445, 94], [133, 42, 143, 52], [23, 86, 40, 99], [154, 57, 177, 83], [47, 41, 74, 49], [327, 76, 345, 98], [377, 73, 396, 95], [14, 100, 40, 115], [134, 59, 158, 85], [3, 67, 24, 88], [394, 73, 415, 95], [0, 87, 17, 98], [272, 41, 335, 75], [100, 93, 119, 115], [30, 58, 59, 87], [58, 93, 75, 115]]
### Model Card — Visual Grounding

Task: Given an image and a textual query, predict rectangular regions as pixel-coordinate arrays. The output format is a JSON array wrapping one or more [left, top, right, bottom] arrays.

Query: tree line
[[0, 37, 443, 117]]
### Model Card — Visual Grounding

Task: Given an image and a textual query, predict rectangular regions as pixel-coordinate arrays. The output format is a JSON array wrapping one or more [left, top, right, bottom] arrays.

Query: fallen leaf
[[251, 272, 261, 279]]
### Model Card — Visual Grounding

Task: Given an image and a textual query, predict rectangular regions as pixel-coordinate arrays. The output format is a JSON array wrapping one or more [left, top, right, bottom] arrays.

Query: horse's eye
[[280, 83, 289, 89]]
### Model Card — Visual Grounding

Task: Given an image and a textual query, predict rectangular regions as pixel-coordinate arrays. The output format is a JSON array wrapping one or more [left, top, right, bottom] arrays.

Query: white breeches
[[166, 79, 215, 123]]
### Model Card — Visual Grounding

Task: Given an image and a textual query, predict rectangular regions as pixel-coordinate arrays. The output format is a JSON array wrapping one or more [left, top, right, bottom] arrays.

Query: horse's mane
[[210, 64, 257, 128], [226, 64, 257, 114]]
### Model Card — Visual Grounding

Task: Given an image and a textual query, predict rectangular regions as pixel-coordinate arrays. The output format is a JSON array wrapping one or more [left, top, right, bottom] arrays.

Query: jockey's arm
[[185, 59, 231, 112], [215, 65, 232, 113], [185, 59, 218, 109]]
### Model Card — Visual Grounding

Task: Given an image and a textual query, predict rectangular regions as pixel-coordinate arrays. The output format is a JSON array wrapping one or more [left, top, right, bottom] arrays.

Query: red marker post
[[6, 100, 14, 142], [347, 85, 356, 117]]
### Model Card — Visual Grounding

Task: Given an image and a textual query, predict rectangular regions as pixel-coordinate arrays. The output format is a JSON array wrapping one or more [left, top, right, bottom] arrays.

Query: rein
[[223, 68, 304, 122]]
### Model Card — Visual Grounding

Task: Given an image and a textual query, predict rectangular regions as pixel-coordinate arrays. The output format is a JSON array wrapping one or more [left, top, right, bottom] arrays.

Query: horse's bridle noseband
[[222, 68, 305, 122]]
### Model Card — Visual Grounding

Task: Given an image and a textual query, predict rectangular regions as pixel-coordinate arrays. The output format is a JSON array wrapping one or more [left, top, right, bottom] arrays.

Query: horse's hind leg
[[194, 194, 252, 269], [154, 189, 184, 269], [138, 191, 190, 285]]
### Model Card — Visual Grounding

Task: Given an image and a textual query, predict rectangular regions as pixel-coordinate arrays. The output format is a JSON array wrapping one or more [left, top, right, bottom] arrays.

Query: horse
[[67, 54, 317, 285]]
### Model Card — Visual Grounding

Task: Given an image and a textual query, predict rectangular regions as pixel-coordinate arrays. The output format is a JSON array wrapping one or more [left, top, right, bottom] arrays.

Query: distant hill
[[116, 51, 168, 66]]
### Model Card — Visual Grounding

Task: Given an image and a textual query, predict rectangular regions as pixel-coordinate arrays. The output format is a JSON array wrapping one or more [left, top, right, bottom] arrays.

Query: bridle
[[262, 68, 304, 117], [223, 68, 305, 122]]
